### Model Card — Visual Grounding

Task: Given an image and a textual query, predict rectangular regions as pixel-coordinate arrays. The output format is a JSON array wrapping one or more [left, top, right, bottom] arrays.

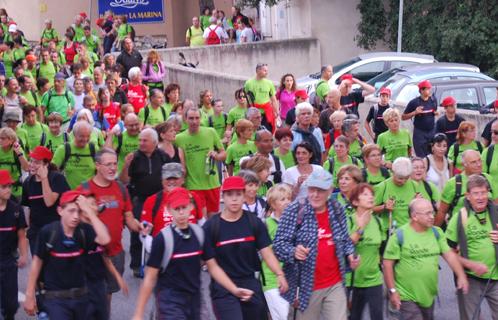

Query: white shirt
[[203, 24, 228, 41], [282, 165, 325, 200], [239, 153, 286, 184], [240, 27, 254, 42]]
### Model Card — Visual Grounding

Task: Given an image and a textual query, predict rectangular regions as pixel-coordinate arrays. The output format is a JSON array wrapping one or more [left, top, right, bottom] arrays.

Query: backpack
[[208, 113, 228, 128], [396, 226, 440, 248], [59, 142, 96, 171], [361, 167, 389, 185], [45, 222, 87, 251], [206, 25, 221, 45], [370, 104, 385, 133], [40, 132, 69, 149], [143, 106, 166, 126], [453, 142, 483, 164], [327, 156, 360, 175], [310, 80, 326, 108], [115, 134, 123, 156], [188, 25, 204, 38], [425, 155, 450, 173], [159, 223, 205, 272], [457, 201, 498, 261], [270, 153, 282, 184], [486, 145, 495, 174], [45, 89, 71, 109], [0, 150, 22, 186], [448, 174, 464, 217], [150, 190, 199, 222], [422, 180, 438, 212]]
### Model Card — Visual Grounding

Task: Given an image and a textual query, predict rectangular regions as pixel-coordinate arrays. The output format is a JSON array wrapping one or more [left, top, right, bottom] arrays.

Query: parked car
[[367, 62, 481, 90], [364, 68, 494, 109], [297, 52, 436, 93]]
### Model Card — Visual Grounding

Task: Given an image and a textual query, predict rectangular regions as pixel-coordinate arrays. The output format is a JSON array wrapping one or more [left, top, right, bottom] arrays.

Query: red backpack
[[206, 26, 221, 45]]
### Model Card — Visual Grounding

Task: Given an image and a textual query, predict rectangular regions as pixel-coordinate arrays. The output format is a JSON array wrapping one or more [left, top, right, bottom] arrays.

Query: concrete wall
[[164, 62, 246, 109], [154, 37, 321, 81]]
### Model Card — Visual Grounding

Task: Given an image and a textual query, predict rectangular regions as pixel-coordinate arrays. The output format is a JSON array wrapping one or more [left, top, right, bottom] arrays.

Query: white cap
[[8, 24, 16, 33]]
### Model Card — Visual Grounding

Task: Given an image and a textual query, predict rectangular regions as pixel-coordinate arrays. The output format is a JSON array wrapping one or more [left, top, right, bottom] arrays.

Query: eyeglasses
[[492, 130, 498, 135], [415, 211, 435, 217]]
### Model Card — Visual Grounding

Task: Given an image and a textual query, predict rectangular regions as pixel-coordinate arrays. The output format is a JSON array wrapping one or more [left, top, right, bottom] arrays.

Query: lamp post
[[397, 0, 403, 52]]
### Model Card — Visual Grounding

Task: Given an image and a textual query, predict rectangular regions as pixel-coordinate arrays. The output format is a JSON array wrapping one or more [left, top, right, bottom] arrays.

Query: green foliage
[[358, 0, 498, 78], [355, 0, 387, 49], [236, 0, 284, 8]]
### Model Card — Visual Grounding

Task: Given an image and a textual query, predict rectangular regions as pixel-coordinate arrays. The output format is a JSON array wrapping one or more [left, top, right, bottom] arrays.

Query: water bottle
[[205, 155, 212, 175], [38, 311, 50, 320]]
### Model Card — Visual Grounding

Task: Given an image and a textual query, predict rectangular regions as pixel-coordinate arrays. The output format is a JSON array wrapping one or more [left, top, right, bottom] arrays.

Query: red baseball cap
[[26, 54, 37, 63], [379, 87, 391, 96], [59, 190, 92, 206], [418, 80, 432, 90], [30, 146, 53, 161], [79, 12, 88, 19], [441, 96, 456, 107], [96, 18, 105, 27], [0, 170, 14, 185], [222, 176, 246, 192], [340, 74, 353, 82], [295, 89, 308, 100], [165, 187, 191, 209]]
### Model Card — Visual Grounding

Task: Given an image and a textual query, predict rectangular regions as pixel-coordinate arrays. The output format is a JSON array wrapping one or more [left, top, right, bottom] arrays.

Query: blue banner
[[98, 0, 164, 24]]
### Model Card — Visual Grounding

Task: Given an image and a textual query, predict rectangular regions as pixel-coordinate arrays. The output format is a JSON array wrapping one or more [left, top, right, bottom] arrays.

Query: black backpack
[[208, 113, 228, 128], [422, 180, 438, 212], [59, 142, 96, 171], [485, 145, 495, 174], [453, 141, 483, 162], [361, 167, 389, 185], [143, 106, 167, 125], [327, 156, 360, 175]]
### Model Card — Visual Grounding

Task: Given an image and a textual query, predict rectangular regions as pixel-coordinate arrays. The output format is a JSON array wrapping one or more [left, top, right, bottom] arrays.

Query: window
[[395, 84, 420, 104], [337, 61, 385, 84], [483, 86, 498, 105], [440, 87, 479, 111], [389, 60, 418, 69]]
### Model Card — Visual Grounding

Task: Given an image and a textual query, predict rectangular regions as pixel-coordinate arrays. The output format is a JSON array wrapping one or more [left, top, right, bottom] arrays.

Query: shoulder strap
[[116, 134, 123, 156], [453, 143, 459, 163], [486, 145, 495, 174], [246, 210, 259, 238], [271, 154, 282, 183], [63, 132, 69, 143], [151, 191, 164, 221], [423, 181, 433, 200], [161, 106, 166, 121], [64, 90, 70, 105], [352, 156, 359, 166], [425, 155, 431, 172], [223, 113, 228, 126], [46, 222, 60, 249], [208, 115, 213, 127], [457, 206, 469, 259], [477, 141, 483, 154], [328, 157, 335, 175], [449, 174, 463, 216], [210, 213, 221, 246], [361, 167, 368, 182], [89, 142, 96, 161], [431, 226, 440, 240], [115, 180, 128, 202], [190, 223, 205, 247], [159, 226, 174, 272], [380, 167, 390, 179], [40, 132, 46, 146], [60, 142, 71, 170], [396, 228, 404, 247], [143, 106, 150, 124]]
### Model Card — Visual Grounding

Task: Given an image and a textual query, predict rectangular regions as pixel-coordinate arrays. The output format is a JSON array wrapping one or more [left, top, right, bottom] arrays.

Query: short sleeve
[[366, 106, 374, 122], [441, 178, 455, 205], [436, 228, 451, 254], [445, 213, 459, 243], [16, 206, 27, 230], [404, 99, 417, 114], [202, 220, 216, 260], [268, 81, 276, 97], [374, 181, 386, 206], [34, 227, 49, 259], [448, 145, 455, 163], [51, 144, 65, 168], [383, 232, 401, 260], [140, 196, 154, 224], [225, 146, 234, 165], [212, 128, 224, 151], [82, 223, 97, 251], [137, 108, 145, 123], [282, 168, 296, 186], [146, 232, 165, 269]]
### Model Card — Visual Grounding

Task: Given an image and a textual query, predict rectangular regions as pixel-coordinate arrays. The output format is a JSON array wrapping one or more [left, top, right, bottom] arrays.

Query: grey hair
[[341, 118, 359, 133], [461, 149, 480, 167], [238, 169, 260, 185], [73, 120, 92, 137], [408, 198, 432, 217], [321, 65, 332, 74], [128, 67, 142, 80], [467, 174, 490, 192], [95, 147, 117, 163], [209, 16, 217, 24], [139, 127, 159, 144], [167, 115, 182, 127], [93, 66, 103, 74], [184, 106, 200, 118], [295, 102, 313, 116], [392, 157, 412, 177], [245, 107, 261, 119], [255, 129, 272, 142]]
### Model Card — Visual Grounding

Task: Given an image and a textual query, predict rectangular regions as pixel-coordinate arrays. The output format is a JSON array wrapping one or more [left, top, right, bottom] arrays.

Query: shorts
[[104, 250, 125, 294], [190, 188, 220, 213]]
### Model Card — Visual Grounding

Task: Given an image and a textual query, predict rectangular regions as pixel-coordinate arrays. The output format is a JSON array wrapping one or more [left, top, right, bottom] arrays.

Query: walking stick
[[293, 263, 302, 320]]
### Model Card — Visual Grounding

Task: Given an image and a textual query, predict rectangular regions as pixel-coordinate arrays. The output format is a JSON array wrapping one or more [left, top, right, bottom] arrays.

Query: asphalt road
[[14, 228, 492, 320]]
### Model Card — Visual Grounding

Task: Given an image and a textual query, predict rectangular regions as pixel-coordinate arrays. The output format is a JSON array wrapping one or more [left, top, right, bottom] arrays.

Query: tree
[[199, 0, 215, 14], [356, 0, 498, 77]]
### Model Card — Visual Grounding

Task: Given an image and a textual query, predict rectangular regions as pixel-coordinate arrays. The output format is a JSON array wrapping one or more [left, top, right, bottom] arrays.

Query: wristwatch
[[389, 288, 397, 294]]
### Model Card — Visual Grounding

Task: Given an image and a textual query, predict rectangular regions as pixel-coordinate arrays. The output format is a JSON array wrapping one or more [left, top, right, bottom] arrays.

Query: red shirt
[[313, 209, 342, 290], [98, 102, 121, 128], [123, 83, 147, 113], [325, 129, 342, 150], [77, 180, 132, 256], [140, 191, 205, 237], [63, 42, 78, 65]]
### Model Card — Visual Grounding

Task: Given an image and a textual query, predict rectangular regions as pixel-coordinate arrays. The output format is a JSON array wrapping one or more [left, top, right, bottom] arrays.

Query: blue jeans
[[155, 287, 200, 320]]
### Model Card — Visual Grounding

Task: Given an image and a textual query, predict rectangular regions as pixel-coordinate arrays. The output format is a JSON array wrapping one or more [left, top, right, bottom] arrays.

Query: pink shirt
[[276, 89, 296, 120]]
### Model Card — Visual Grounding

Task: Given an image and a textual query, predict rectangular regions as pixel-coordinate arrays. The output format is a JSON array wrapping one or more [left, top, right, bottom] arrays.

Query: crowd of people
[[0, 6, 497, 320]]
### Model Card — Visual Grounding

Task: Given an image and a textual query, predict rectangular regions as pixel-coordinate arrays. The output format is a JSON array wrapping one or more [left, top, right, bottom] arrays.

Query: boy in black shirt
[[435, 96, 465, 147], [365, 87, 391, 142], [132, 187, 254, 320], [0, 170, 28, 320], [23, 190, 110, 320]]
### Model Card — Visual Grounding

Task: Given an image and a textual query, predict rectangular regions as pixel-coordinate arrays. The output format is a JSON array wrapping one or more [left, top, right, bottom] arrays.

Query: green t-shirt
[[200, 106, 214, 127], [258, 181, 272, 198], [482, 146, 498, 195], [207, 113, 228, 139], [225, 141, 256, 175], [21, 122, 48, 151], [41, 28, 59, 45], [441, 173, 497, 218], [113, 132, 139, 172], [328, 139, 364, 159], [20, 90, 40, 108], [261, 217, 282, 291], [175, 127, 224, 190], [200, 15, 211, 29], [80, 34, 100, 53], [446, 208, 498, 280], [186, 26, 204, 47], [374, 178, 422, 231], [377, 129, 412, 163], [227, 105, 247, 126], [41, 131, 67, 154], [448, 141, 482, 171], [323, 155, 363, 187], [138, 105, 168, 127], [69, 130, 104, 148], [117, 24, 131, 41], [384, 224, 449, 307], [38, 62, 57, 86], [417, 180, 440, 206], [315, 80, 330, 100], [2, 51, 14, 78], [52, 142, 98, 189], [41, 90, 75, 121], [73, 25, 85, 41], [333, 192, 354, 217], [164, 102, 173, 116], [274, 147, 295, 169], [0, 146, 24, 197], [363, 167, 390, 186], [15, 128, 29, 152], [346, 214, 384, 288], [74, 52, 99, 69], [244, 78, 276, 105]]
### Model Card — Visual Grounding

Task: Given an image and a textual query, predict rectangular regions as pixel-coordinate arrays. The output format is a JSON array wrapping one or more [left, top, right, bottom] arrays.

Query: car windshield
[[367, 68, 403, 89], [376, 74, 410, 97], [333, 57, 361, 73]]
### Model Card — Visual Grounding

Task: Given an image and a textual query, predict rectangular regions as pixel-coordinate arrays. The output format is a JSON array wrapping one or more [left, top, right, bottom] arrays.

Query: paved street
[[15, 228, 491, 320]]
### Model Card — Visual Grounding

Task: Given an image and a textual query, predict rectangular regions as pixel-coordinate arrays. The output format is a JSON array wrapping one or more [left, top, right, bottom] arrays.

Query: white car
[[297, 52, 436, 94]]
